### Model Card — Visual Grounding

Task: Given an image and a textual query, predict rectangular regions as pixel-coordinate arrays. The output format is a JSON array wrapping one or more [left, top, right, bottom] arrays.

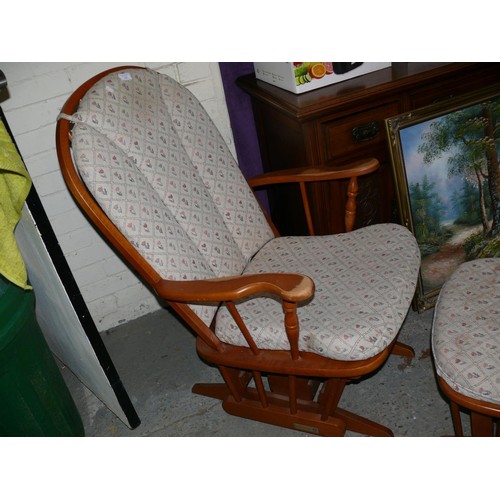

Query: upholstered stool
[[432, 258, 500, 436]]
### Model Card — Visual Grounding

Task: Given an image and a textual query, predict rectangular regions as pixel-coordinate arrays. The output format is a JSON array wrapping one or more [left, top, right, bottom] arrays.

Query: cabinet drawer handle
[[352, 121, 380, 142]]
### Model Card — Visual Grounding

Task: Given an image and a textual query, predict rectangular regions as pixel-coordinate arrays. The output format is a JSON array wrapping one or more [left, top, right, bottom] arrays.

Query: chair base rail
[[192, 339, 413, 436], [192, 379, 394, 437], [222, 395, 347, 437]]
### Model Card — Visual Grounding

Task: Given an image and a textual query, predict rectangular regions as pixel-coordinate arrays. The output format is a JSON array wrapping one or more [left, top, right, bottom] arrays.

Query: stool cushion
[[432, 258, 500, 405]]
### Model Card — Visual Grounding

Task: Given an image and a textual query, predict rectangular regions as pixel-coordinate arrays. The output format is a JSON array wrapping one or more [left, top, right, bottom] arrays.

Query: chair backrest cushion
[[68, 68, 274, 324]]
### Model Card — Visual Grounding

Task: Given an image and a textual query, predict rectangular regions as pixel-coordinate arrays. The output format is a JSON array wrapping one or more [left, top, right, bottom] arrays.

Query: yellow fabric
[[0, 119, 32, 289]]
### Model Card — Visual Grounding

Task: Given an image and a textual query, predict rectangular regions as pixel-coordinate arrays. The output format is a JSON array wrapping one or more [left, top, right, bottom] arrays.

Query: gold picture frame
[[385, 86, 500, 312]]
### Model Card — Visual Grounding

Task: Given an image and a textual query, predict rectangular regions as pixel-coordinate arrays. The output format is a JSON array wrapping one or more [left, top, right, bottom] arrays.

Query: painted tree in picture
[[413, 98, 500, 259], [400, 94, 500, 294]]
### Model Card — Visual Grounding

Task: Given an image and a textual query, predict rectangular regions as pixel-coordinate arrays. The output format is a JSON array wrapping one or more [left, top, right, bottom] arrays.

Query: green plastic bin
[[0, 274, 84, 436]]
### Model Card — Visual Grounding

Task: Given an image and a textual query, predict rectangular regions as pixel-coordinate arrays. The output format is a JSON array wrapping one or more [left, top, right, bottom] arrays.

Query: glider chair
[[56, 66, 420, 436]]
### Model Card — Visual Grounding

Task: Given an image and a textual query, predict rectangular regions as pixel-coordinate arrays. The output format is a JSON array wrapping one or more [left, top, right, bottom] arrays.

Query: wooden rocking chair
[[56, 66, 420, 436]]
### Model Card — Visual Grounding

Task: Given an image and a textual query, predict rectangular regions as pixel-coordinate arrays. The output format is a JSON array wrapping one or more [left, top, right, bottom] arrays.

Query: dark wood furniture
[[238, 62, 500, 236]]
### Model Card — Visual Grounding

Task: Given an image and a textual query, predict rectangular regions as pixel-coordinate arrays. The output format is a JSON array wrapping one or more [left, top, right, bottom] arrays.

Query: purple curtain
[[218, 63, 263, 179]]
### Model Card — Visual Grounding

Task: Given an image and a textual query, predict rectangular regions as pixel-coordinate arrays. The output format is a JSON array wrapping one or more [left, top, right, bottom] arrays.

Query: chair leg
[[316, 378, 394, 436], [192, 383, 230, 401], [333, 407, 393, 437], [470, 411, 495, 437], [320, 379, 346, 420], [450, 401, 464, 436], [391, 341, 415, 360], [192, 366, 251, 401]]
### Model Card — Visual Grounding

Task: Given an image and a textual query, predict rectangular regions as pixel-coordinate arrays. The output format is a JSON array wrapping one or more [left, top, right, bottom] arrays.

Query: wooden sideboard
[[237, 62, 500, 236]]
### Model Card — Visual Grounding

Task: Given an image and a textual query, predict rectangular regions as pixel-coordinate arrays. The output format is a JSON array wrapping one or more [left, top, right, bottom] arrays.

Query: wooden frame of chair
[[437, 377, 500, 437], [56, 66, 415, 436]]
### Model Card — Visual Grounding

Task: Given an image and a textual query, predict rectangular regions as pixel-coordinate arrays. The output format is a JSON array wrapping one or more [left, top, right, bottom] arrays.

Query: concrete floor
[[60, 305, 466, 437]]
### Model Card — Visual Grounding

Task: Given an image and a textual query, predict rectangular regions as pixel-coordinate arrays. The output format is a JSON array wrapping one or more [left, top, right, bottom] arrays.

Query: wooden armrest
[[248, 158, 379, 235], [247, 158, 379, 189], [153, 273, 315, 304]]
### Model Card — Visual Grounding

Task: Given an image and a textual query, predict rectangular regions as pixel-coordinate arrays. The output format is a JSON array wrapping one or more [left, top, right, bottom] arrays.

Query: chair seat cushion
[[432, 258, 500, 405], [215, 223, 420, 361]]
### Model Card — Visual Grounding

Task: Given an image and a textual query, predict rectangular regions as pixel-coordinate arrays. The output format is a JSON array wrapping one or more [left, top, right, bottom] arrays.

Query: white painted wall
[[1, 62, 236, 331]]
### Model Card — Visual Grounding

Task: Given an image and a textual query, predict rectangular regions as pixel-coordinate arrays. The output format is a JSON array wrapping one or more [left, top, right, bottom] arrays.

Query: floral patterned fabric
[[216, 224, 420, 361], [432, 258, 500, 405], [67, 67, 421, 360], [69, 68, 274, 325]]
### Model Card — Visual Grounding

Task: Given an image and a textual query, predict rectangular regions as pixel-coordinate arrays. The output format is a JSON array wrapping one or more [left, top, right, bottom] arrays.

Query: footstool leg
[[450, 401, 463, 437], [470, 412, 494, 437], [432, 259, 500, 437]]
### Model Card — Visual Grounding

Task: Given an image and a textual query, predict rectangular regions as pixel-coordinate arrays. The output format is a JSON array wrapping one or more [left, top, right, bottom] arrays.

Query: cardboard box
[[254, 62, 391, 94]]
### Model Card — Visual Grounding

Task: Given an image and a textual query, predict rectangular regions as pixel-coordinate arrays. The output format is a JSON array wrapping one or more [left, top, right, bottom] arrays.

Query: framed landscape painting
[[386, 86, 500, 311]]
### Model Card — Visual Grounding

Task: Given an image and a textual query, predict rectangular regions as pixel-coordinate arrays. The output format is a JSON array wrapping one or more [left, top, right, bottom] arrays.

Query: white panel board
[[15, 201, 138, 428]]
